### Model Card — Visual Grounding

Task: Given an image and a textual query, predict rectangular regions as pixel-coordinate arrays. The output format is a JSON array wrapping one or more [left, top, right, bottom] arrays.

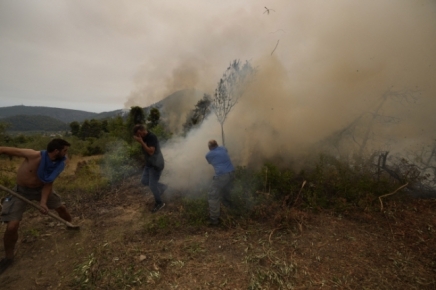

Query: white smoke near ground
[[122, 1, 436, 191]]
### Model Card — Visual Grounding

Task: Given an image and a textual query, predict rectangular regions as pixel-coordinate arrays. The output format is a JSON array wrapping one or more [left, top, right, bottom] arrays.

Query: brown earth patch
[[0, 177, 435, 289]]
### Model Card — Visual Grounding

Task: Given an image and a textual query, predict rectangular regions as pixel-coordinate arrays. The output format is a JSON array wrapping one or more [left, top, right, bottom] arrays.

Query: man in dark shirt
[[205, 139, 235, 225], [133, 124, 167, 213]]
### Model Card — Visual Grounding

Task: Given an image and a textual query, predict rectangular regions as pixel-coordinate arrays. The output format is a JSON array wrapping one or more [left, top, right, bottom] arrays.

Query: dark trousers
[[208, 172, 235, 220], [141, 166, 166, 204]]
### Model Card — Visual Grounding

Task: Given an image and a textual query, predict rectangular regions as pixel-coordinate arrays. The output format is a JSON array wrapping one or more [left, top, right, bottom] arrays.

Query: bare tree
[[324, 88, 419, 158], [212, 59, 255, 146]]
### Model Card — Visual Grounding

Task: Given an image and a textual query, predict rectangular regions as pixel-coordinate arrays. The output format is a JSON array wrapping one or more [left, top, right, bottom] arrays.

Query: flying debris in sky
[[264, 7, 275, 14], [271, 40, 280, 55], [269, 29, 286, 34]]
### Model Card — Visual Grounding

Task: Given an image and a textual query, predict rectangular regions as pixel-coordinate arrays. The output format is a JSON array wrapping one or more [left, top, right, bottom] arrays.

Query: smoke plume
[[124, 1, 436, 190]]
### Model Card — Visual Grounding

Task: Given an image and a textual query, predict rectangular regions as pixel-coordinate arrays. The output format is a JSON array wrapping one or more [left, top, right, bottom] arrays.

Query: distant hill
[[0, 105, 98, 123], [2, 115, 69, 132], [0, 89, 204, 132], [94, 109, 125, 120]]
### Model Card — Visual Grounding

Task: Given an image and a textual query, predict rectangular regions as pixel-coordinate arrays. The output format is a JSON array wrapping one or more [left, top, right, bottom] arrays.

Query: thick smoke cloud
[[123, 1, 436, 190]]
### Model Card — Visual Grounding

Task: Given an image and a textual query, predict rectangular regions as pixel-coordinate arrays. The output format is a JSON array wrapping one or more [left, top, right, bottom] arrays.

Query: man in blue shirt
[[205, 139, 235, 225], [0, 139, 73, 275]]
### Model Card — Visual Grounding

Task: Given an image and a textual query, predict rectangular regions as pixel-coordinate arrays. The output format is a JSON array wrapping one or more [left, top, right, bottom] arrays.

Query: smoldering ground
[[124, 1, 436, 191]]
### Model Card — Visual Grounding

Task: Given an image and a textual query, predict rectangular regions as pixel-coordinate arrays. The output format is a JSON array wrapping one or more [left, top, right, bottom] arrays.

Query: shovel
[[0, 185, 80, 230]]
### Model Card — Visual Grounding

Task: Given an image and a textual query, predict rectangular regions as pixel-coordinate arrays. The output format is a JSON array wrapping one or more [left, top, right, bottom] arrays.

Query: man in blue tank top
[[205, 139, 235, 225]]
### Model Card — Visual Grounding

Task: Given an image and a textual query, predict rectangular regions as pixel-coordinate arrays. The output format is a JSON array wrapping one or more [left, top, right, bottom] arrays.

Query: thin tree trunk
[[221, 123, 225, 147]]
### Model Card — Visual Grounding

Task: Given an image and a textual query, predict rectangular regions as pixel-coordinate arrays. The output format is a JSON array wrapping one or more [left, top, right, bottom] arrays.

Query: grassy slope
[[0, 105, 98, 123], [0, 161, 435, 289], [2, 115, 68, 131]]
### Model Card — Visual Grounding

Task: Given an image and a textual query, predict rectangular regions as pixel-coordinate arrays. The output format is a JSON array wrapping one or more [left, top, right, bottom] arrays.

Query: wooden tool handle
[[0, 185, 79, 229]]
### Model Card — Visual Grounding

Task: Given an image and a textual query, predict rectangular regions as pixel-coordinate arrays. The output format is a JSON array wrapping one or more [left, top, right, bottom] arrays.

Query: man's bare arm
[[0, 147, 39, 159], [39, 183, 53, 214]]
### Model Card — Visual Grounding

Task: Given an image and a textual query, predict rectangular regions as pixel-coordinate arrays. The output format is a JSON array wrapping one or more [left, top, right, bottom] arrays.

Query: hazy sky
[[1, 1, 435, 115], [0, 0, 289, 112]]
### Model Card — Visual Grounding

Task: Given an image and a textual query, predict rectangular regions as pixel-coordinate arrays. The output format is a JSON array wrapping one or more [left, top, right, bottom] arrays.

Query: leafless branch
[[379, 183, 409, 211], [271, 40, 279, 55]]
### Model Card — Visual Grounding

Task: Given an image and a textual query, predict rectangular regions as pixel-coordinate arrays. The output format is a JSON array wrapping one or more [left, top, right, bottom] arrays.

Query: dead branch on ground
[[379, 182, 409, 211]]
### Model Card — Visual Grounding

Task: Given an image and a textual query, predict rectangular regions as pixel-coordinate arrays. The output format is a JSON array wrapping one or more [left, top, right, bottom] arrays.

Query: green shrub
[[231, 166, 263, 218], [228, 154, 405, 219], [101, 141, 142, 184], [81, 137, 104, 156], [150, 124, 172, 143], [22, 135, 52, 150], [260, 163, 301, 202], [181, 194, 209, 225], [56, 159, 110, 206], [301, 154, 398, 211], [143, 214, 180, 235]]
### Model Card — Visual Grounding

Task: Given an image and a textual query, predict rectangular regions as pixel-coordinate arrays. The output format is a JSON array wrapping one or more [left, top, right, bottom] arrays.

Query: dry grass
[[0, 159, 435, 289]]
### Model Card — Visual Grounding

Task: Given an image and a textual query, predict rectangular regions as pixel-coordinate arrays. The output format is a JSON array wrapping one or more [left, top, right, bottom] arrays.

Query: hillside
[[0, 105, 99, 123], [0, 157, 435, 289], [1, 115, 68, 132], [93, 109, 125, 120], [0, 89, 203, 133]]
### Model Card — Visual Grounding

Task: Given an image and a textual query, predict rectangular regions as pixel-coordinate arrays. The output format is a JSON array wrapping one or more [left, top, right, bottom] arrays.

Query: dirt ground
[[0, 177, 435, 290]]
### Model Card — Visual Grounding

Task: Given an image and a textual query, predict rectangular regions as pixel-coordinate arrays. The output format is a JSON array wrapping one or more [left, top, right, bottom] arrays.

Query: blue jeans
[[141, 166, 166, 204]]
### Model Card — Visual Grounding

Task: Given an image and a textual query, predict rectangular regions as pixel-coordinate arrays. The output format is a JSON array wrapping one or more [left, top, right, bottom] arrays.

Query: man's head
[[208, 139, 218, 150], [133, 124, 148, 137], [47, 138, 71, 159]]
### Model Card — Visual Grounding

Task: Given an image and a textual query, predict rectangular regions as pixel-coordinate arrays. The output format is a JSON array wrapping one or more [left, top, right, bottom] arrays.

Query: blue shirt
[[205, 146, 235, 176]]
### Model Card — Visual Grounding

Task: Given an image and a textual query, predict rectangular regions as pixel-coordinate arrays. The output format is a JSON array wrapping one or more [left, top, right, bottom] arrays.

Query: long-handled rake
[[0, 185, 80, 230]]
